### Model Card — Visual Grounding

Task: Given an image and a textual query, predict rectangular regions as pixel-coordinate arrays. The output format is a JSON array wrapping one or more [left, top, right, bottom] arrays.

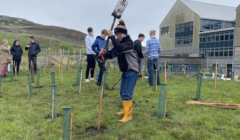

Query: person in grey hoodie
[[85, 27, 96, 82], [100, 20, 139, 123]]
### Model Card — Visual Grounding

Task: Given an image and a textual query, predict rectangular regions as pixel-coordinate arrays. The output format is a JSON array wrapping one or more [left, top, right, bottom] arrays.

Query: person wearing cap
[[99, 19, 139, 123]]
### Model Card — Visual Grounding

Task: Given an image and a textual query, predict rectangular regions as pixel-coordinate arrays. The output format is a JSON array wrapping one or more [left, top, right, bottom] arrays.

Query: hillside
[[0, 15, 86, 45]]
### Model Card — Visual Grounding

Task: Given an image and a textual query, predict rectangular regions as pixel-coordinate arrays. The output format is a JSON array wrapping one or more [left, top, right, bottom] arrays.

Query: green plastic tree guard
[[10, 65, 13, 82], [51, 72, 55, 85], [153, 70, 157, 92], [26, 73, 33, 96], [100, 71, 108, 97], [62, 107, 71, 140], [76, 61, 80, 86], [196, 67, 200, 81], [159, 64, 163, 74], [67, 59, 69, 70], [31, 65, 34, 83], [196, 73, 204, 100], [157, 83, 167, 118], [114, 61, 116, 71], [232, 72, 234, 81], [106, 62, 110, 72], [78, 71, 83, 93], [167, 65, 171, 79], [37, 69, 40, 88], [50, 84, 57, 119]]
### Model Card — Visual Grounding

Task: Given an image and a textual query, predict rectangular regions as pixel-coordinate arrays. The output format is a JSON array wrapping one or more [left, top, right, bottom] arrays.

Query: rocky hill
[[0, 15, 86, 45]]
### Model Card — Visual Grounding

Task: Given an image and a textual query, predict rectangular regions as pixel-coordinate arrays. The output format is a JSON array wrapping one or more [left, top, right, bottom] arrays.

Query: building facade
[[159, 0, 240, 77]]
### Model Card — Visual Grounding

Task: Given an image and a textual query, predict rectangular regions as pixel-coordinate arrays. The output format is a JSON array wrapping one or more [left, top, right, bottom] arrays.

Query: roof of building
[[181, 0, 237, 21]]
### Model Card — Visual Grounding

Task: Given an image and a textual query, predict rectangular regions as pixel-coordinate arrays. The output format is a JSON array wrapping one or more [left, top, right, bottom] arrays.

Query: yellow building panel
[[169, 25, 175, 38], [236, 5, 240, 28]]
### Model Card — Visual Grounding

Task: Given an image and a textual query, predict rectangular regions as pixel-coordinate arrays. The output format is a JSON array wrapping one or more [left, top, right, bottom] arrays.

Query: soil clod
[[44, 113, 63, 119], [85, 126, 107, 132]]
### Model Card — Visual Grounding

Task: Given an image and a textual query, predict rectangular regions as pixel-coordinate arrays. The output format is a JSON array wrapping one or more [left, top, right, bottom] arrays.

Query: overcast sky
[[0, 0, 239, 45]]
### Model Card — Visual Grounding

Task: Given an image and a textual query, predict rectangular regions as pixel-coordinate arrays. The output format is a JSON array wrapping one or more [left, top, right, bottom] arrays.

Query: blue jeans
[[120, 71, 138, 100], [147, 59, 160, 86]]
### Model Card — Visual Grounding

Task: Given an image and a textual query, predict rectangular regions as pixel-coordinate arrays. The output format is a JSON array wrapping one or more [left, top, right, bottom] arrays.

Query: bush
[[58, 41, 73, 51]]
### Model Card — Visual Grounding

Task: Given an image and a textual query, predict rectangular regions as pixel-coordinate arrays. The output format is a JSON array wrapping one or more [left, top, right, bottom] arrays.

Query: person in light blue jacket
[[145, 30, 162, 86], [92, 29, 109, 86]]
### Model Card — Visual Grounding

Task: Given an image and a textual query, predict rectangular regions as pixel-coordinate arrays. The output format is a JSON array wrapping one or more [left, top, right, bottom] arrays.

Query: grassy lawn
[[0, 66, 240, 140]]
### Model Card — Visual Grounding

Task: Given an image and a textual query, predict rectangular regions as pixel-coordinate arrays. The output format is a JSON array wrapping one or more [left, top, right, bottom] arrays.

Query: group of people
[[0, 36, 41, 78], [84, 19, 161, 123]]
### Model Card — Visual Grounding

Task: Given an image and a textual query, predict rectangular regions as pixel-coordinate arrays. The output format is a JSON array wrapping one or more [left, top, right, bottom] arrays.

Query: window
[[229, 48, 233, 56], [230, 34, 234, 40], [224, 48, 228, 56], [220, 34, 224, 41], [161, 27, 169, 35], [211, 34, 216, 42], [201, 19, 222, 31], [175, 22, 193, 46], [216, 34, 219, 41], [207, 36, 211, 42]]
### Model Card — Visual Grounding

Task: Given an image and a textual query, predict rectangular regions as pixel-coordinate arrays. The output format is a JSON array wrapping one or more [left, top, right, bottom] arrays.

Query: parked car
[[202, 72, 231, 81]]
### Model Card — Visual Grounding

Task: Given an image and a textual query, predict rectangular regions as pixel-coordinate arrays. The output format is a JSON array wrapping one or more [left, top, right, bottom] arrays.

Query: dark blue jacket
[[92, 36, 108, 59], [25, 41, 41, 57], [10, 45, 23, 59]]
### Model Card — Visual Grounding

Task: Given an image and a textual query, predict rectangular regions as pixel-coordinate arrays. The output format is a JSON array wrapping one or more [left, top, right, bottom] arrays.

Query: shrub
[[58, 41, 73, 51]]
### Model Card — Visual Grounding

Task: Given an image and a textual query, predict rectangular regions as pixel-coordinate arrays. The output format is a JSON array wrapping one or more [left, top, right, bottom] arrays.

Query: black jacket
[[134, 40, 144, 59], [25, 41, 41, 57], [10, 45, 23, 59], [104, 35, 139, 72]]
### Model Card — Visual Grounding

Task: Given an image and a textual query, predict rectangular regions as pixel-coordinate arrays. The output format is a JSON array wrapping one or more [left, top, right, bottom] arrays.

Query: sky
[[0, 0, 239, 46]]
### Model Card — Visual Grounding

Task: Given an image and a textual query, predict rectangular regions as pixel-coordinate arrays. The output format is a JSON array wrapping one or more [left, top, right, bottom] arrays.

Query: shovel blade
[[112, 0, 129, 19]]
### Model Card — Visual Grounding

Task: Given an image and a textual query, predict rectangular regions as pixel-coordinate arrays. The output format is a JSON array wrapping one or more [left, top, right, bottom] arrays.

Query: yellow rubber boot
[[115, 101, 124, 116], [118, 100, 132, 123]]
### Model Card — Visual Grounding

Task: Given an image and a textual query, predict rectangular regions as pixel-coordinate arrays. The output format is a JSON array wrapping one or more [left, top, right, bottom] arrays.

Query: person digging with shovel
[[99, 19, 139, 123], [92, 29, 109, 86]]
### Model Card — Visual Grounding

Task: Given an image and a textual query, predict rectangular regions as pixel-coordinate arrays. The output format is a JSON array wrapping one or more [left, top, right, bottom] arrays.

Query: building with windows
[[159, 0, 240, 76]]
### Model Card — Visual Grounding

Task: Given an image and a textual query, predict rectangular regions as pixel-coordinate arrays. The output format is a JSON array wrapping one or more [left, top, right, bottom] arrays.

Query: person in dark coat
[[10, 40, 23, 75], [25, 36, 41, 74], [100, 19, 139, 123], [134, 34, 145, 77]]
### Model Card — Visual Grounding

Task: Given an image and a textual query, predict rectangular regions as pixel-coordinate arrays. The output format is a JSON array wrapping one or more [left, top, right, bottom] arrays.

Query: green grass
[[0, 67, 240, 140]]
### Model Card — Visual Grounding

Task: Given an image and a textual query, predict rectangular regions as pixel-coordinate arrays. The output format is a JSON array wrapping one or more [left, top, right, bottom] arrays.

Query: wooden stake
[[215, 62, 217, 90], [52, 90, 54, 119], [68, 49, 69, 70], [164, 90, 168, 118], [219, 69, 220, 80], [97, 89, 103, 130], [61, 59, 63, 82], [164, 61, 167, 84], [79, 70, 82, 94], [156, 69, 157, 92], [59, 57, 60, 76], [70, 113, 73, 140], [26, 77, 29, 95], [44, 65, 46, 75], [225, 62, 227, 83]]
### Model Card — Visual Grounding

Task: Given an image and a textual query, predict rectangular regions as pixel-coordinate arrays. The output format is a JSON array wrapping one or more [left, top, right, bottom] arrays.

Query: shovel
[[110, 77, 121, 90], [100, 0, 129, 60]]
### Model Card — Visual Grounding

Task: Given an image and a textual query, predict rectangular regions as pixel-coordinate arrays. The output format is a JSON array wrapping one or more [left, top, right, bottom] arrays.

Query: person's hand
[[99, 48, 106, 56], [93, 52, 96, 56], [108, 30, 113, 37], [26, 45, 30, 48], [106, 60, 108, 63]]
